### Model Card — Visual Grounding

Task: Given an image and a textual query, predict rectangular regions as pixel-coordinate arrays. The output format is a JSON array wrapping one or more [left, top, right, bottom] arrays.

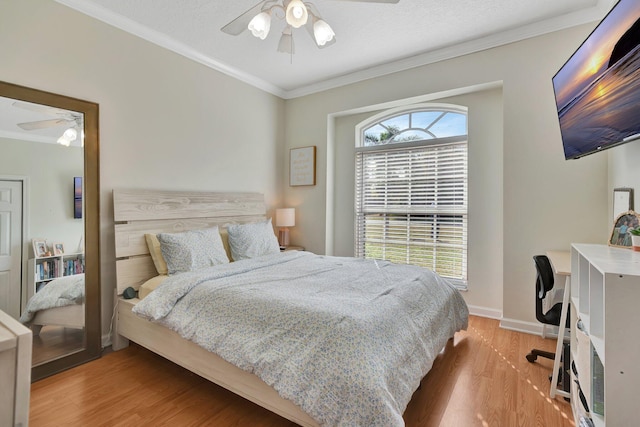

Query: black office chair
[[525, 255, 570, 363]]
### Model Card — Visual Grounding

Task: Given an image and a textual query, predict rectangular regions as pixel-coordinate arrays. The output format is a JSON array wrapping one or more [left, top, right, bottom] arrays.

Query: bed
[[20, 273, 85, 336], [112, 189, 468, 426]]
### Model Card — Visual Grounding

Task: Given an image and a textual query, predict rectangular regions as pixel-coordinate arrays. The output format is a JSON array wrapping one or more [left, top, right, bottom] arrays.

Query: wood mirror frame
[[0, 81, 101, 380]]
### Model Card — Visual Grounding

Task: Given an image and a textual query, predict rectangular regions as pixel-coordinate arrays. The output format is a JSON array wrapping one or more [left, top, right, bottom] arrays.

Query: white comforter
[[133, 251, 468, 426], [20, 273, 85, 324]]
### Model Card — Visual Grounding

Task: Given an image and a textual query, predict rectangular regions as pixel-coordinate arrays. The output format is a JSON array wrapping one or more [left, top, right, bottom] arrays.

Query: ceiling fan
[[221, 0, 400, 54], [13, 101, 83, 146]]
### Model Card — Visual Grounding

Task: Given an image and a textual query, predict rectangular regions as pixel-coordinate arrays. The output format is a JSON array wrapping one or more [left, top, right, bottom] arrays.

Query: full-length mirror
[[0, 81, 100, 380]]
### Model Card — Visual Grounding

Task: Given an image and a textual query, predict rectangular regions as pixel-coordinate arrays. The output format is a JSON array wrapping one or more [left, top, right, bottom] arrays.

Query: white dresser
[[0, 310, 31, 427], [570, 244, 640, 427]]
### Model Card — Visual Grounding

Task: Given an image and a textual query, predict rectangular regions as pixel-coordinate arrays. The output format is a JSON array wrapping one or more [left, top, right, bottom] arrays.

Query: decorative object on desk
[[613, 187, 633, 222], [630, 227, 640, 252], [32, 239, 47, 258], [608, 210, 640, 249], [290, 146, 316, 186], [52, 242, 64, 256], [275, 208, 295, 247]]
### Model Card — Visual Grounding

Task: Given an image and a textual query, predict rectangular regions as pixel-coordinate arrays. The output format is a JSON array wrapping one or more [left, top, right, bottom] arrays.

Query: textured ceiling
[[55, 0, 617, 98], [0, 96, 82, 145]]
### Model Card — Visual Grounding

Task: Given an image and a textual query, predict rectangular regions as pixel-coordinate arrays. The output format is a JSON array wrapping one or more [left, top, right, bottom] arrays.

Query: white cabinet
[[27, 252, 84, 300], [570, 244, 640, 427], [0, 310, 31, 427]]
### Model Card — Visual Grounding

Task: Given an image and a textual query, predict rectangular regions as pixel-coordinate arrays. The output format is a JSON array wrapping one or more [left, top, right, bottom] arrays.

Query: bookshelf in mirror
[[27, 253, 84, 300]]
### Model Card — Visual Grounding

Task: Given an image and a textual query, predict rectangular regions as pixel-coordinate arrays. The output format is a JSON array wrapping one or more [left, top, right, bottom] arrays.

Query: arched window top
[[361, 107, 467, 147]]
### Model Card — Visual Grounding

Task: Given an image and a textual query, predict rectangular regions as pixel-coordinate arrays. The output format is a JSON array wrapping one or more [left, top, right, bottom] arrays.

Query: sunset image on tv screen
[[553, 0, 640, 159]]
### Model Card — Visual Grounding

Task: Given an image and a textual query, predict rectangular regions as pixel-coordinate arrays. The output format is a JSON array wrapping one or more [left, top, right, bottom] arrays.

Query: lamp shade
[[285, 0, 308, 28], [313, 19, 335, 46], [275, 208, 295, 227], [57, 127, 77, 146], [248, 11, 271, 39]]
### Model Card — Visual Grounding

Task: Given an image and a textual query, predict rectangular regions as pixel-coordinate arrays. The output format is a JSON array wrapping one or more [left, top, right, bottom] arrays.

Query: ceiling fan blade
[[12, 100, 67, 117], [221, 1, 266, 36], [17, 119, 72, 131]]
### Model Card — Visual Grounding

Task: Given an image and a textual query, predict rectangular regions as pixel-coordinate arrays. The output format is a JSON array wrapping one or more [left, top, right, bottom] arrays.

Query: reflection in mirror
[[0, 97, 85, 365], [0, 81, 100, 380]]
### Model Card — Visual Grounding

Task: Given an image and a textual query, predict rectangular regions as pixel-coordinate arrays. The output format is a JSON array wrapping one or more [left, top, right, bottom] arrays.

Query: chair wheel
[[526, 353, 537, 363]]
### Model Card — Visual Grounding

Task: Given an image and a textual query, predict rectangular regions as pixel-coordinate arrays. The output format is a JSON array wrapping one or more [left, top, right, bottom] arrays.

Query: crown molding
[[55, 0, 615, 100]]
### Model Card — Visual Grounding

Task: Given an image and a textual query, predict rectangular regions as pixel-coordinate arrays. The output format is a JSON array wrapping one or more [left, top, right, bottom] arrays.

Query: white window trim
[[354, 103, 468, 290]]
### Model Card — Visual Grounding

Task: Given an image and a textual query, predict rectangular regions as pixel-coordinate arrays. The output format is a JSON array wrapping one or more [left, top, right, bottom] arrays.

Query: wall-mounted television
[[553, 0, 640, 160], [74, 176, 82, 219]]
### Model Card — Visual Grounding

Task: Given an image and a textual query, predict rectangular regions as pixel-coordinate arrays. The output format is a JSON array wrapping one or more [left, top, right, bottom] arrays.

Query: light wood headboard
[[113, 189, 266, 294]]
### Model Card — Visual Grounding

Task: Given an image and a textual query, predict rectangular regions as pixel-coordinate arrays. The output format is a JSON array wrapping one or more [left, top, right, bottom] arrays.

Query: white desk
[[545, 250, 571, 399], [0, 309, 32, 427]]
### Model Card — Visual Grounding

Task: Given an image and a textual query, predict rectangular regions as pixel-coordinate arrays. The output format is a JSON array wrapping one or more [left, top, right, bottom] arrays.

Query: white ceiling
[[0, 96, 83, 145], [53, 0, 616, 99], [0, 0, 616, 144]]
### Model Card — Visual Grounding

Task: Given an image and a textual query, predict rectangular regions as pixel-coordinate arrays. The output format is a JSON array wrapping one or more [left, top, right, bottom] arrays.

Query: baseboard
[[466, 304, 502, 320], [499, 317, 544, 336], [469, 309, 562, 338]]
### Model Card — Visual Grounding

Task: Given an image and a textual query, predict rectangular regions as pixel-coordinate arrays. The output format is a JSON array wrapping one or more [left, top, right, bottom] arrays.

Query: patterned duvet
[[133, 251, 468, 426], [20, 273, 84, 324]]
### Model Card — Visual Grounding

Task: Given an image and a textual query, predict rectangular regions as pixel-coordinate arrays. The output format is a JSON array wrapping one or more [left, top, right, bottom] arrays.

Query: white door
[[0, 180, 23, 319]]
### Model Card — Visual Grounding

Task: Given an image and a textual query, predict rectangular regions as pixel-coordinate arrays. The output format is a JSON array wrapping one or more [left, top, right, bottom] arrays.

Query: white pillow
[[227, 219, 280, 261], [157, 227, 229, 275]]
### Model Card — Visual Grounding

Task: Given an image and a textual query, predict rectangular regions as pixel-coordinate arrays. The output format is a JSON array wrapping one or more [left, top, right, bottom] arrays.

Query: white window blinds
[[355, 139, 468, 287]]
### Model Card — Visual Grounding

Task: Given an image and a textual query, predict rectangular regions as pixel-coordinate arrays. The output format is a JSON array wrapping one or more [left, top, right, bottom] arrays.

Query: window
[[355, 106, 468, 289]]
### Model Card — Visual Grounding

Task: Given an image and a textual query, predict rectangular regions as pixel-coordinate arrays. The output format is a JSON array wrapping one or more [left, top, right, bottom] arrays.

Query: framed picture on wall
[[290, 146, 316, 186], [74, 176, 83, 219], [613, 187, 633, 222]]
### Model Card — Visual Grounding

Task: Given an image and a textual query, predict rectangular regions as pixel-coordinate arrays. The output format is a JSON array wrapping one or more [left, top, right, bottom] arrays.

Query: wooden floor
[[29, 315, 574, 426]]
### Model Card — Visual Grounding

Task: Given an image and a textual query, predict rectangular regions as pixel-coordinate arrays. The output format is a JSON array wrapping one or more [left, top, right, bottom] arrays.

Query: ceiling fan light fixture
[[57, 127, 77, 146], [248, 11, 271, 39], [285, 0, 308, 28], [313, 19, 335, 46]]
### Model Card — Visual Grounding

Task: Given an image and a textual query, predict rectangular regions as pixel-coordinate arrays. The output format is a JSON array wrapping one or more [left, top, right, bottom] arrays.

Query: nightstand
[[281, 246, 304, 252]]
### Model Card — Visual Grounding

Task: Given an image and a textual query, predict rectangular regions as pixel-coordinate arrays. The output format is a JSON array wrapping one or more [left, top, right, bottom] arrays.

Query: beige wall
[[609, 143, 640, 215], [0, 0, 285, 342], [283, 24, 610, 329]]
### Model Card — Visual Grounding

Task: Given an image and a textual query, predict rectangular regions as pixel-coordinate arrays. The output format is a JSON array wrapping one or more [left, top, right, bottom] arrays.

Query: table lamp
[[275, 208, 295, 247]]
